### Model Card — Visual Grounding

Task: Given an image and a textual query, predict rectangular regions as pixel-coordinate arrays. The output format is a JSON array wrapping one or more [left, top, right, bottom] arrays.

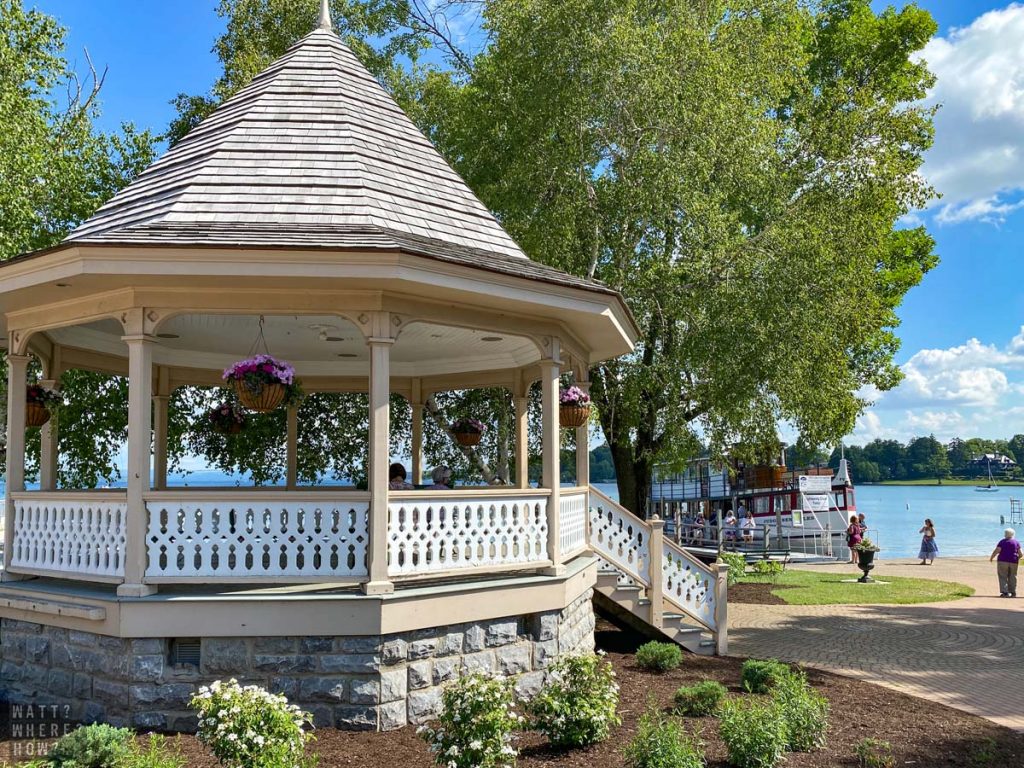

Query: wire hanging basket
[[222, 316, 299, 413]]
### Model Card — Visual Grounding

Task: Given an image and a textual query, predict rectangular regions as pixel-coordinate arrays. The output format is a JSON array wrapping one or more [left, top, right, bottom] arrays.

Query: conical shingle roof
[[65, 27, 530, 264]]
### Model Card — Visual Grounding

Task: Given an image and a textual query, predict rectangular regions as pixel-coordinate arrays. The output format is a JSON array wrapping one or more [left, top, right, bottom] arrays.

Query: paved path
[[728, 557, 1024, 730]]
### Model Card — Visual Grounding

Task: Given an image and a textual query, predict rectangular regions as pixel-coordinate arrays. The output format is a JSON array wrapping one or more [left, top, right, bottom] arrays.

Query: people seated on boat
[[427, 465, 453, 490], [741, 512, 756, 543], [389, 462, 414, 490], [723, 508, 738, 541]]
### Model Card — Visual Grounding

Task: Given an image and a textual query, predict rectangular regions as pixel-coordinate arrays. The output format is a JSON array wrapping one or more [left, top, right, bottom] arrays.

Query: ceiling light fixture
[[337, 353, 358, 358], [55, 283, 71, 288], [325, 336, 345, 342], [481, 336, 503, 342], [156, 333, 180, 339]]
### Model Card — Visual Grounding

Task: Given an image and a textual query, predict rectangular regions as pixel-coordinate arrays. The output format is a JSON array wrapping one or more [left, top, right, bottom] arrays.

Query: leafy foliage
[[717, 552, 747, 587], [855, 737, 896, 768], [740, 659, 792, 694], [718, 698, 789, 768], [423, 0, 939, 512], [527, 651, 621, 748], [771, 670, 829, 752], [672, 680, 727, 717], [750, 560, 785, 584], [418, 673, 521, 768], [118, 735, 187, 768], [623, 705, 704, 768], [635, 641, 683, 673], [190, 679, 316, 768], [47, 724, 134, 768]]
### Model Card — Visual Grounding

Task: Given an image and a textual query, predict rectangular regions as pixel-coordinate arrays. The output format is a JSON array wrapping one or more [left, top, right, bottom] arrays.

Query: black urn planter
[[857, 549, 877, 583]]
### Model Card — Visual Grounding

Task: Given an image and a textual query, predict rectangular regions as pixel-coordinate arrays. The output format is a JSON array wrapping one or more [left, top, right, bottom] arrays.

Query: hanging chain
[[246, 315, 272, 357]]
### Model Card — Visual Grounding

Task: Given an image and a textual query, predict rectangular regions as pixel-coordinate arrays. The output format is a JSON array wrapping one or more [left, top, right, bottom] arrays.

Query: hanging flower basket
[[559, 386, 591, 428], [208, 402, 246, 435], [222, 354, 301, 413], [451, 417, 486, 447], [25, 385, 61, 428]]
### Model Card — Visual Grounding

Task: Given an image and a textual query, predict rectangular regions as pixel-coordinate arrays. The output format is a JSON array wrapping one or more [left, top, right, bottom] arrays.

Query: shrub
[[635, 641, 683, 673], [717, 552, 747, 587], [527, 651, 620, 748], [672, 680, 727, 717], [191, 679, 315, 768], [751, 560, 784, 584], [419, 673, 521, 768], [48, 724, 134, 768], [740, 658, 792, 693], [118, 735, 186, 768], [855, 738, 896, 768], [771, 670, 829, 751], [623, 706, 704, 768], [719, 698, 788, 768]]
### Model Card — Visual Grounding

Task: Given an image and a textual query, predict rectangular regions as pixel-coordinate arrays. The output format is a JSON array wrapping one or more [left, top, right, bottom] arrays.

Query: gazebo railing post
[[411, 378, 423, 486], [38, 377, 60, 491], [3, 351, 30, 581], [364, 314, 395, 595], [286, 404, 299, 490], [513, 376, 529, 489], [541, 339, 564, 576]]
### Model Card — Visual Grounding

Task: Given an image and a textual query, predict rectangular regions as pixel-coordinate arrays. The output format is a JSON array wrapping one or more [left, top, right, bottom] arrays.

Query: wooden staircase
[[587, 487, 728, 655]]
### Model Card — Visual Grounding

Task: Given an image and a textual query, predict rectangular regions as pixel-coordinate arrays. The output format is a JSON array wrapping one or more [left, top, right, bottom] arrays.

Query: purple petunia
[[559, 386, 591, 406], [222, 354, 296, 386]]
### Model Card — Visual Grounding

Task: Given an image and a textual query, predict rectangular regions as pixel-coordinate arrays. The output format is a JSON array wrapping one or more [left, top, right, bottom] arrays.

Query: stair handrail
[[588, 486, 726, 644]]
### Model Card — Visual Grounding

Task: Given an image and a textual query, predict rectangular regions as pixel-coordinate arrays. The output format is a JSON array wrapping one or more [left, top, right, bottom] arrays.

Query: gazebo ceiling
[[46, 314, 542, 379]]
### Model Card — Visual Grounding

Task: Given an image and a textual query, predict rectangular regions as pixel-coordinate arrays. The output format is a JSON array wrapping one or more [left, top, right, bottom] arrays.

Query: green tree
[[862, 438, 907, 481], [421, 0, 938, 512], [906, 434, 949, 480], [1, 0, 156, 485]]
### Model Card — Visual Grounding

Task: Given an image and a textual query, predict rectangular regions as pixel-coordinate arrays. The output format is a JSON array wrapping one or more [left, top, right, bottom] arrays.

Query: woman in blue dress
[[918, 518, 938, 565]]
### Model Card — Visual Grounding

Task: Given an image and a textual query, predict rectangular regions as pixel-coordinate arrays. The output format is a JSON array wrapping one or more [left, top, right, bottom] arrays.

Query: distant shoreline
[[869, 479, 1024, 487]]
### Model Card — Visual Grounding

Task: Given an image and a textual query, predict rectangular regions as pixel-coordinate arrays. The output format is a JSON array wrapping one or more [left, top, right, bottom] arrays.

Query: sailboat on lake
[[976, 457, 999, 492]]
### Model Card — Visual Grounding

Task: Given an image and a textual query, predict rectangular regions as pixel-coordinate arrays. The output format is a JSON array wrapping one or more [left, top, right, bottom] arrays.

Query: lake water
[[2, 477, 1014, 560]]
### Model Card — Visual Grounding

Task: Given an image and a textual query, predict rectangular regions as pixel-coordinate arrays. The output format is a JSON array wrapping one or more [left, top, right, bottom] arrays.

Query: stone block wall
[[0, 588, 595, 731]]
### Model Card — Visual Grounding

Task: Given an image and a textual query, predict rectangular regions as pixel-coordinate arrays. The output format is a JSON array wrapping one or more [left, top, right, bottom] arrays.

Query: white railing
[[559, 488, 588, 558], [589, 490, 652, 584], [589, 487, 725, 646], [145, 493, 369, 581], [387, 490, 548, 576], [662, 539, 716, 628], [9, 493, 127, 579]]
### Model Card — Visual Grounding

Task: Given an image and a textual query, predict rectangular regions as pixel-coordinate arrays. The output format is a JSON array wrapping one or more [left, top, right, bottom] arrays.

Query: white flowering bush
[[418, 673, 521, 768], [527, 651, 621, 747], [190, 679, 316, 768]]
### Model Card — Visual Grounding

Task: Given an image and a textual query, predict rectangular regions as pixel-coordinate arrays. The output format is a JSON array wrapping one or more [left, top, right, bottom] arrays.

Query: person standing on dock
[[917, 518, 938, 565], [846, 514, 863, 564], [990, 528, 1021, 598]]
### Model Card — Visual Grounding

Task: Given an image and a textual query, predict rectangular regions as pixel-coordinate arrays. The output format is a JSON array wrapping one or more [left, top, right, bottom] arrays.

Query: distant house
[[969, 453, 1018, 475]]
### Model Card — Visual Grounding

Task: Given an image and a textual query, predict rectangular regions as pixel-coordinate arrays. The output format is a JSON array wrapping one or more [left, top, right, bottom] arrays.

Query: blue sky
[[31, 1, 1024, 446]]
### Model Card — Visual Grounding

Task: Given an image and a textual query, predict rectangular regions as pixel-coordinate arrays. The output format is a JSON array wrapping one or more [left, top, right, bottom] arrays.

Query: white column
[[39, 378, 59, 491], [119, 335, 157, 597], [3, 353, 30, 581], [575, 378, 590, 488], [286, 404, 298, 489], [152, 367, 169, 491], [648, 517, 665, 629], [364, 324, 395, 595], [541, 340, 563, 575], [411, 378, 423, 485], [514, 388, 529, 489], [152, 395, 169, 491]]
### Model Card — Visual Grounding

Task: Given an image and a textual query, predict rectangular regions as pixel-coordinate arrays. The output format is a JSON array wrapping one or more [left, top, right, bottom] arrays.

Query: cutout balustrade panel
[[662, 540, 717, 630], [588, 493, 651, 585], [559, 490, 588, 556], [387, 494, 549, 575], [10, 497, 127, 577], [145, 498, 369, 579]]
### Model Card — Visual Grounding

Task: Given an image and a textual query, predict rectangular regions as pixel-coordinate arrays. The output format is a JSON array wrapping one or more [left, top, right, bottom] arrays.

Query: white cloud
[[919, 4, 1024, 223], [856, 326, 1024, 442]]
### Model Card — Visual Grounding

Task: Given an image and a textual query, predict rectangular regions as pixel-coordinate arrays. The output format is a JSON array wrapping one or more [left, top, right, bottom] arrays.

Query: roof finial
[[317, 0, 332, 30]]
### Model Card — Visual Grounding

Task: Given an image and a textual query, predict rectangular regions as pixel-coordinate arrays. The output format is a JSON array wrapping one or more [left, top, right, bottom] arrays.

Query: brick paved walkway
[[728, 557, 1024, 731]]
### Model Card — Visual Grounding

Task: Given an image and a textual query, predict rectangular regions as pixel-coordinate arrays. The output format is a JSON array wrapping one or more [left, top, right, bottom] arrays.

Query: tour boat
[[650, 454, 857, 558]]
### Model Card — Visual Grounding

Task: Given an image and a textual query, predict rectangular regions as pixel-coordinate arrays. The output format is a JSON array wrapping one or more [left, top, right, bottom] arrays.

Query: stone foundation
[[0, 589, 594, 731]]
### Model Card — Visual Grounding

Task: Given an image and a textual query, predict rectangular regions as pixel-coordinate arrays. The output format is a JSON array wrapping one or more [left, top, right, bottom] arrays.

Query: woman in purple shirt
[[990, 528, 1022, 598]]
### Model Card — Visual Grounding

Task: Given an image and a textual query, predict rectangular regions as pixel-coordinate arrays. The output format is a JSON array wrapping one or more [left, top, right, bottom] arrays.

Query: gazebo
[[0, 3, 724, 732]]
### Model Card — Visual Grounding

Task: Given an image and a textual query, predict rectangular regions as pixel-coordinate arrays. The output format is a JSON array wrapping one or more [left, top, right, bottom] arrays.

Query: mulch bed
[[4, 618, 1023, 767], [727, 582, 790, 605]]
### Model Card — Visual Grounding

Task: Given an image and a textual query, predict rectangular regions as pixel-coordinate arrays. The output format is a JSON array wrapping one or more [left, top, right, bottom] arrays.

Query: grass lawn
[[741, 569, 975, 605]]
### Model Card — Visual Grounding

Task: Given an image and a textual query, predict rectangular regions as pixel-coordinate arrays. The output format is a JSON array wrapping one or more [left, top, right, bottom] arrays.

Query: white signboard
[[790, 509, 804, 528], [801, 493, 830, 513], [798, 475, 832, 494]]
